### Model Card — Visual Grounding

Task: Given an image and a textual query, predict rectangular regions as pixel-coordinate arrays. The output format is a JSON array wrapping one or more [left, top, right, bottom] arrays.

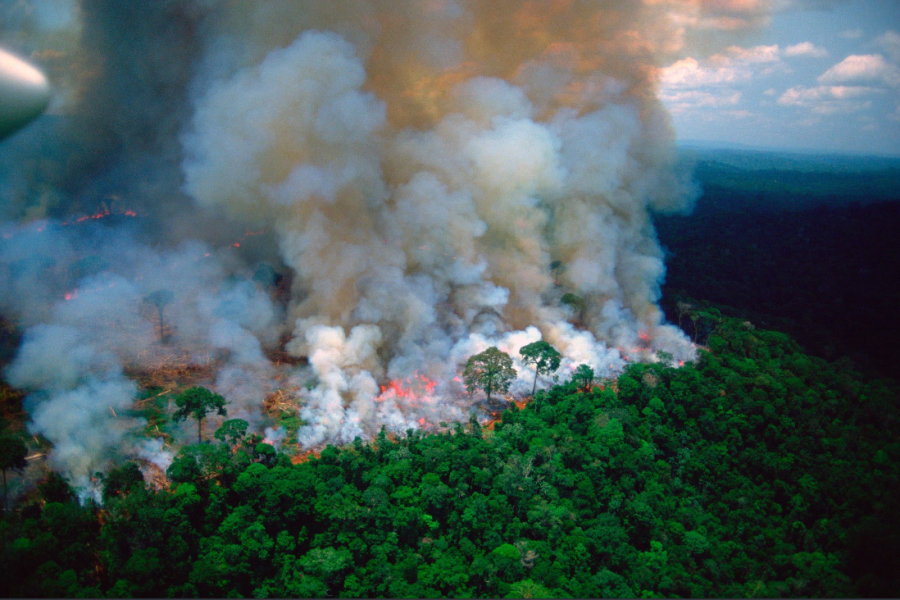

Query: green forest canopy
[[1, 312, 898, 597]]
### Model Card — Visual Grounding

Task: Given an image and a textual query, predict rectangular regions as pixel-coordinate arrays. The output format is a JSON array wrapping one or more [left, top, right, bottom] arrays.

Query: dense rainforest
[[1, 310, 899, 598], [2, 150, 900, 598], [659, 149, 900, 379]]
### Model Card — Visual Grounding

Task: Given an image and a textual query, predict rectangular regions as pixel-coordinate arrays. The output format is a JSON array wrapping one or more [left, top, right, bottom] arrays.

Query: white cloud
[[778, 84, 879, 114], [656, 0, 771, 32], [661, 45, 784, 89], [779, 85, 875, 103], [876, 31, 900, 64], [785, 42, 829, 58], [661, 57, 735, 87], [660, 89, 742, 113], [659, 44, 787, 115], [839, 28, 864, 40], [818, 54, 900, 88], [723, 44, 781, 64]]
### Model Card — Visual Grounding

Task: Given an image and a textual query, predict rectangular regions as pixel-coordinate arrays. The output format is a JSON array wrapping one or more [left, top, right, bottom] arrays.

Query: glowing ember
[[60, 208, 138, 226]]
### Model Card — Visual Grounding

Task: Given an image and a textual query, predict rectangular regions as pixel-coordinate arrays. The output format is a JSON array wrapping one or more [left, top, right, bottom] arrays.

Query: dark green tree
[[255, 443, 277, 466], [519, 340, 561, 396], [0, 424, 28, 512], [102, 462, 145, 503], [144, 289, 174, 343], [463, 347, 516, 403], [573, 364, 594, 391], [173, 386, 227, 444], [38, 472, 76, 503], [214, 418, 249, 447]]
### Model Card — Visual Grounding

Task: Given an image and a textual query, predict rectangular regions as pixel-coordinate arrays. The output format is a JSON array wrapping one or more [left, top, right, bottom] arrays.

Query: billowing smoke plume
[[0, 1, 770, 488], [1, 222, 283, 490]]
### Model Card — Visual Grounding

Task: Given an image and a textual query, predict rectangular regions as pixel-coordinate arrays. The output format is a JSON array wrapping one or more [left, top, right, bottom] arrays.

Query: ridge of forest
[[1, 309, 898, 598]]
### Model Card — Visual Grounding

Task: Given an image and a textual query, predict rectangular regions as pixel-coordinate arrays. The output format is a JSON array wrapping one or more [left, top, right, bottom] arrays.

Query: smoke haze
[[0, 1, 770, 492]]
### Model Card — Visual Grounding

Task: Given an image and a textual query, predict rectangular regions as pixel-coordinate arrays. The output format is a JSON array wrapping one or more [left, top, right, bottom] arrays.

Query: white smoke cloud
[[181, 16, 698, 448], [7, 324, 139, 490], [136, 437, 174, 473], [1, 222, 285, 486], [0, 1, 778, 490]]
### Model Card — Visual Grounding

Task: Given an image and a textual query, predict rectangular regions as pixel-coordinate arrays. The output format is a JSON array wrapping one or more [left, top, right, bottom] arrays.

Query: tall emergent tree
[[144, 289, 174, 343], [173, 386, 228, 444], [0, 423, 28, 513], [519, 340, 561, 396], [463, 346, 516, 403]]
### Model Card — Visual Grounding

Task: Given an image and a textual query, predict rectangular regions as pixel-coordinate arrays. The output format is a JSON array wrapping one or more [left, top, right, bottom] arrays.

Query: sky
[[1, 1, 898, 156], [660, 0, 900, 156]]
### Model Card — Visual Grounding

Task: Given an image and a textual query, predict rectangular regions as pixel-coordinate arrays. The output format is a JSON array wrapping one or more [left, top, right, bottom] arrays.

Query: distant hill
[[675, 146, 900, 213], [677, 140, 900, 166]]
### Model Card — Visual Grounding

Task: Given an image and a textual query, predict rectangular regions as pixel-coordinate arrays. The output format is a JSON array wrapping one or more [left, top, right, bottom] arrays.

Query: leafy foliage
[[572, 364, 594, 392], [520, 341, 561, 396], [214, 418, 249, 447], [102, 462, 145, 504], [463, 347, 516, 403], [1, 315, 899, 597], [173, 387, 227, 444]]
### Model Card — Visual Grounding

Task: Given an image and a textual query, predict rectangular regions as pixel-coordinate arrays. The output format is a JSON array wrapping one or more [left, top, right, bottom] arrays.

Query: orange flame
[[377, 372, 440, 429], [378, 370, 439, 400]]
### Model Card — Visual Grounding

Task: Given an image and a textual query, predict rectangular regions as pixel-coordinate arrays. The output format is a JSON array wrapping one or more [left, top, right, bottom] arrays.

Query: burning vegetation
[[0, 1, 725, 496]]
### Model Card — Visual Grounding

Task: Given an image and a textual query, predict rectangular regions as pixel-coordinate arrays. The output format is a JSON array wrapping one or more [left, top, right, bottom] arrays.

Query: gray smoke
[[0, 1, 771, 490], [2, 224, 282, 485]]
